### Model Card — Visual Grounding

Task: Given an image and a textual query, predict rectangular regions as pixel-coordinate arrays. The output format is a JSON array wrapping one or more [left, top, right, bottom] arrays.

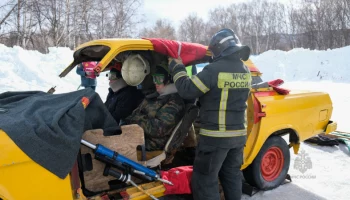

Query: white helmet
[[121, 54, 150, 86]]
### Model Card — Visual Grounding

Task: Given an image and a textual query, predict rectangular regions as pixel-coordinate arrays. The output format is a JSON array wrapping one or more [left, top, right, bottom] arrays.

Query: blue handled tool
[[81, 139, 173, 185]]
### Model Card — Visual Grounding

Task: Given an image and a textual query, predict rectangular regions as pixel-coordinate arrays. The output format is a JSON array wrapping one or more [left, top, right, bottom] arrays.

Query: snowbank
[[0, 44, 75, 92], [250, 46, 350, 83], [0, 44, 110, 100]]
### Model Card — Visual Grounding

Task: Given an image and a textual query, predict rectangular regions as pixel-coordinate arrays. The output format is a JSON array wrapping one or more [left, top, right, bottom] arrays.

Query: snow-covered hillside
[[0, 44, 349, 200], [250, 47, 350, 83]]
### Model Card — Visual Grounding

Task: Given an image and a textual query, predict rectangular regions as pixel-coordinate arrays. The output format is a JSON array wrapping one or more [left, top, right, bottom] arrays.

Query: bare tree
[[102, 0, 142, 38], [139, 19, 177, 39], [204, 5, 240, 45], [90, 0, 108, 39], [178, 13, 206, 43], [0, 1, 17, 28], [285, 1, 298, 49], [234, 3, 253, 47], [207, 6, 238, 33], [264, 2, 285, 50]]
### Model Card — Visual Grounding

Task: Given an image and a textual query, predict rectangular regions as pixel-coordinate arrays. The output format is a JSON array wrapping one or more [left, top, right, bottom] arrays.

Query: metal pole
[[81, 139, 96, 150], [128, 179, 159, 200]]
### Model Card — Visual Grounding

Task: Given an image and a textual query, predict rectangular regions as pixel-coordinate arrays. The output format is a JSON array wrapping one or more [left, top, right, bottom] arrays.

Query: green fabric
[[331, 132, 350, 151], [125, 93, 185, 151], [186, 65, 192, 77], [341, 139, 350, 152]]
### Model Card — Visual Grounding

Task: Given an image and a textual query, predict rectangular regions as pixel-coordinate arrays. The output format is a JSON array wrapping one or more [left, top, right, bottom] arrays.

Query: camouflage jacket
[[126, 91, 185, 151]]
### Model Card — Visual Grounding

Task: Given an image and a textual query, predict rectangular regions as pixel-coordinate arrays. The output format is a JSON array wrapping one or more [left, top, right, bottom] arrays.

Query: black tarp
[[0, 88, 120, 179]]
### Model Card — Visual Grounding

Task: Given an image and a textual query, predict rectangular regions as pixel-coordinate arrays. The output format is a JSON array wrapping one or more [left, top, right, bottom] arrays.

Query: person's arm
[[125, 99, 144, 124], [111, 94, 142, 124], [168, 58, 211, 99], [192, 64, 197, 75], [76, 64, 86, 76]]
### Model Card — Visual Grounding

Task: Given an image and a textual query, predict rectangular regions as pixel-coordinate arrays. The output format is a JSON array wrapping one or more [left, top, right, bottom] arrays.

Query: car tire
[[243, 136, 290, 190]]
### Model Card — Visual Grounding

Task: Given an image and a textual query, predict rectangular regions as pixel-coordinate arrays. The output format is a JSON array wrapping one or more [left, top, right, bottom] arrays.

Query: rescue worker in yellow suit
[[168, 28, 252, 200]]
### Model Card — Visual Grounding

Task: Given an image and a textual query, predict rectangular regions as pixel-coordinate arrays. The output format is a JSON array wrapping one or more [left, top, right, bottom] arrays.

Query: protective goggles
[[152, 74, 165, 85], [107, 71, 119, 80]]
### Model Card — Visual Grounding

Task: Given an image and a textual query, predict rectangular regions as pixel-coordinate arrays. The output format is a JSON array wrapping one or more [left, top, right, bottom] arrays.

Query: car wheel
[[243, 136, 290, 190]]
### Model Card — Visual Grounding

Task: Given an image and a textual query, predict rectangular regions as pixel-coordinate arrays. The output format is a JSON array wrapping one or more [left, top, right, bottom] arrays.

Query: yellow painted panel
[[0, 130, 76, 200]]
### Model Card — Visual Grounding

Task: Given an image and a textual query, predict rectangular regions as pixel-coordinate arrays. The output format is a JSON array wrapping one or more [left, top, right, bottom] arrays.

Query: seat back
[[164, 103, 199, 157], [137, 103, 199, 167]]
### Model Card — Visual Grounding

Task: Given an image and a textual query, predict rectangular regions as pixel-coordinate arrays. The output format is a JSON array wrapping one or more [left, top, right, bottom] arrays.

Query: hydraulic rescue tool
[[80, 139, 173, 186]]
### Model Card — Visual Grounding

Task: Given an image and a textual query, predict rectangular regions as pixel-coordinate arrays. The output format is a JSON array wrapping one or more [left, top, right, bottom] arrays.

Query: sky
[[140, 0, 291, 28]]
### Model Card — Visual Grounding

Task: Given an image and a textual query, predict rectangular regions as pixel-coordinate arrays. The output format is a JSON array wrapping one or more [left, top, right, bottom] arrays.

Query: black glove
[[168, 57, 184, 73]]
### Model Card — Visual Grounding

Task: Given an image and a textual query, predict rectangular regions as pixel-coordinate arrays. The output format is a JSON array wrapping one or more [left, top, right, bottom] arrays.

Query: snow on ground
[[0, 44, 349, 200]]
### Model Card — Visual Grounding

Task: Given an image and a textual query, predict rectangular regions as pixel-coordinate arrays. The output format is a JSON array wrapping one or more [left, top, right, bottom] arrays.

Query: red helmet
[[107, 62, 122, 80], [110, 62, 122, 71]]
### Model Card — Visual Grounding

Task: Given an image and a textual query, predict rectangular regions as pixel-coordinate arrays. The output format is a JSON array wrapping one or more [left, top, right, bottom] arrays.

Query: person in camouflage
[[125, 66, 185, 151]]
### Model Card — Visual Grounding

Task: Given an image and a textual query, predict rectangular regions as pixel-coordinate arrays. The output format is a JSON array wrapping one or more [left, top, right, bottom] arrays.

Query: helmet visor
[[152, 74, 165, 85]]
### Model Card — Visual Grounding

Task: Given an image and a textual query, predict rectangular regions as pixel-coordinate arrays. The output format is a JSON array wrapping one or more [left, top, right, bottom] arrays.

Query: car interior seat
[[136, 103, 199, 167], [77, 125, 146, 196]]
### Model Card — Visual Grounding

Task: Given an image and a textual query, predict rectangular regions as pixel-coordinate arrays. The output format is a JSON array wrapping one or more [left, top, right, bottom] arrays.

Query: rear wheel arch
[[270, 128, 299, 142], [244, 127, 299, 167], [270, 128, 300, 154]]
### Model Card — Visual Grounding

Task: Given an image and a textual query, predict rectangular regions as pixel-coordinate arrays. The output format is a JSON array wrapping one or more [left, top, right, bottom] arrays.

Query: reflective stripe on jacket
[[186, 65, 192, 77]]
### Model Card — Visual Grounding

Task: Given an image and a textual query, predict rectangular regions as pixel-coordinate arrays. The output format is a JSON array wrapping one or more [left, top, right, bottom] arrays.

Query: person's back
[[195, 53, 250, 133]]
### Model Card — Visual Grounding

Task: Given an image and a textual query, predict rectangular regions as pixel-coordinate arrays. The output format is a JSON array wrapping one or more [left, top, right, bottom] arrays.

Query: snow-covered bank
[[0, 44, 76, 93], [250, 46, 350, 83]]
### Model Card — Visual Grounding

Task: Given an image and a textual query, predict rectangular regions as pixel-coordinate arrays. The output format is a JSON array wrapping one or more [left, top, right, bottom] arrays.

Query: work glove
[[268, 79, 284, 87], [267, 79, 290, 95], [168, 57, 184, 73]]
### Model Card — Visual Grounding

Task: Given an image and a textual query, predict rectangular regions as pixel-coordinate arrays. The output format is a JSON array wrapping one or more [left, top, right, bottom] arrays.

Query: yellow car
[[0, 38, 337, 200]]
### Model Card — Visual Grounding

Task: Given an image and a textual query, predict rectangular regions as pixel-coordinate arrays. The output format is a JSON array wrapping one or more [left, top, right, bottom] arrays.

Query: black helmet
[[152, 66, 170, 85], [208, 28, 250, 61]]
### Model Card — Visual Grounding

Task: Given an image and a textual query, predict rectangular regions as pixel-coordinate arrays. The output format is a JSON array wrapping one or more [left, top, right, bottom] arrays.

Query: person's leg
[[218, 144, 245, 200], [191, 139, 229, 200], [90, 86, 96, 91]]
